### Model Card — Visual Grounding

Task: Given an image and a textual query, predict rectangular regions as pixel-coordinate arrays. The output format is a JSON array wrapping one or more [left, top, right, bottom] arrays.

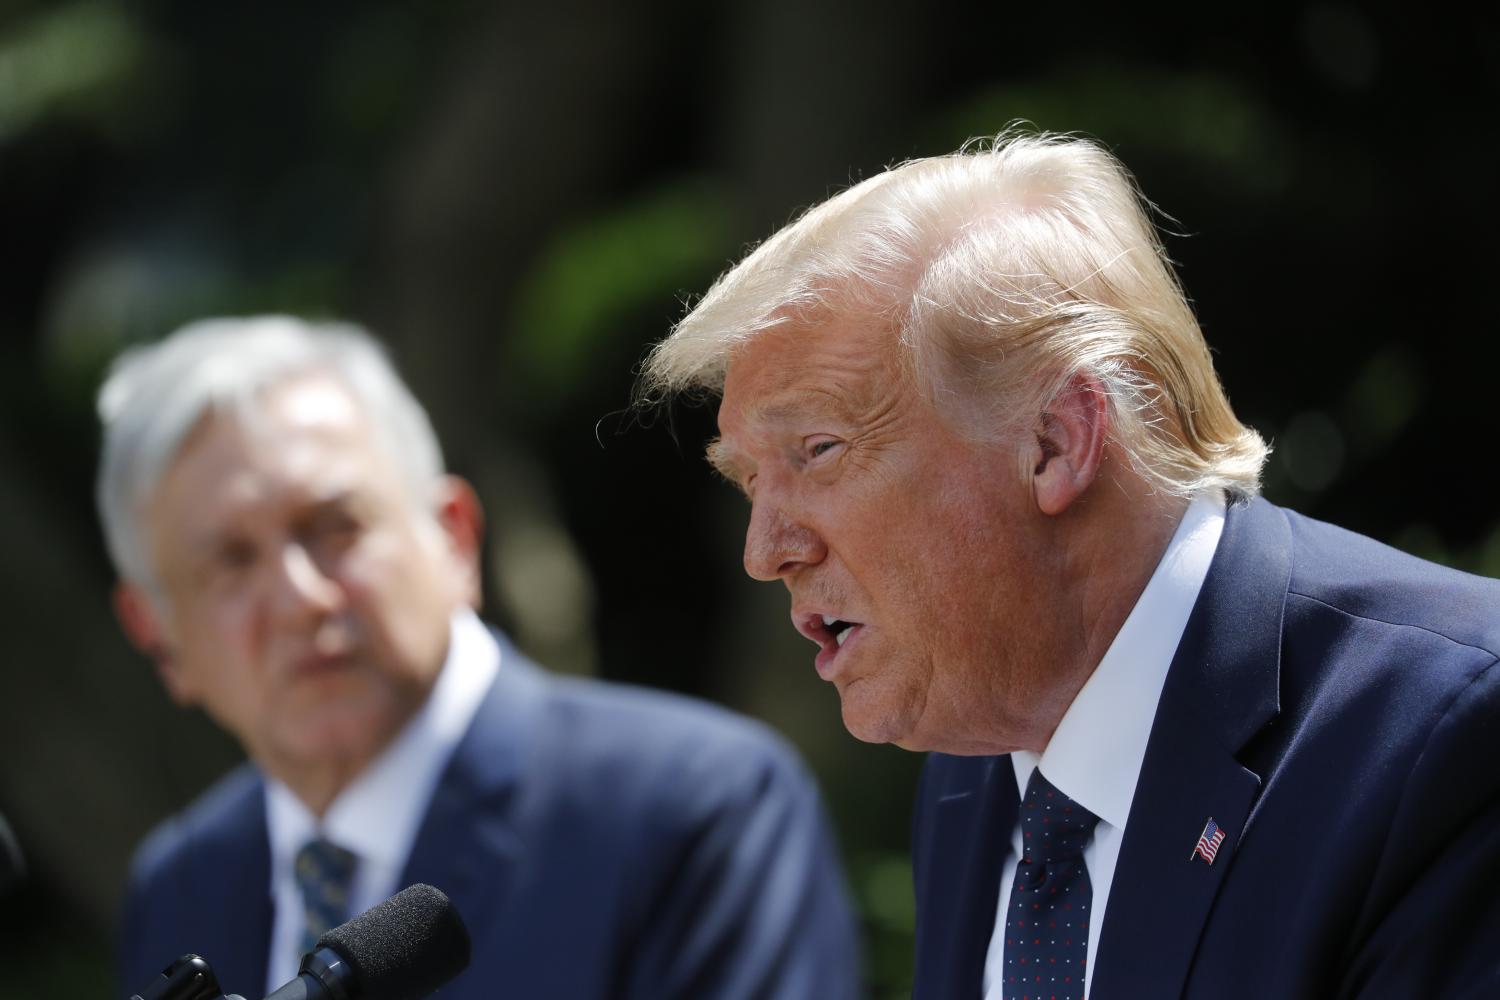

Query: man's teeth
[[820, 614, 856, 646]]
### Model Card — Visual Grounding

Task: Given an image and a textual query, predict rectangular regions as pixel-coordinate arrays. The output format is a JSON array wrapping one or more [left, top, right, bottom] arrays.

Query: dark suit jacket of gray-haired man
[[102, 315, 862, 1000], [641, 133, 1500, 998]]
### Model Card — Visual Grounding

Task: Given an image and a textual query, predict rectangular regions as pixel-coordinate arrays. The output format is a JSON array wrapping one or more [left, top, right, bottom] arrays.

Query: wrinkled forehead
[[710, 315, 919, 481], [722, 306, 919, 416], [234, 372, 365, 442], [157, 372, 401, 504], [733, 299, 907, 380]]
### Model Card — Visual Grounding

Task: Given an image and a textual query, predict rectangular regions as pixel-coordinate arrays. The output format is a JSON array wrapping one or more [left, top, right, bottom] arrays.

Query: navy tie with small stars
[[1002, 770, 1101, 1000]]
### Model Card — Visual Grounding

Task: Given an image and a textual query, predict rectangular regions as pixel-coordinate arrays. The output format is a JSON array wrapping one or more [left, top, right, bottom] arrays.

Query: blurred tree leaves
[[506, 178, 739, 415], [857, 852, 918, 999], [937, 62, 1296, 200], [0, 2, 145, 141]]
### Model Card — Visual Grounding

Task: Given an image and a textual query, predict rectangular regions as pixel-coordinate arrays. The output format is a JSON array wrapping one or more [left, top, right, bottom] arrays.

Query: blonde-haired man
[[643, 133, 1500, 998]]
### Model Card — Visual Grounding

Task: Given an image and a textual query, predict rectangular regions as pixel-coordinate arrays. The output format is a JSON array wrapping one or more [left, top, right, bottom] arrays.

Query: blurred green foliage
[[0, 2, 144, 139], [508, 178, 739, 412], [2, 4, 1498, 999], [941, 63, 1295, 199]]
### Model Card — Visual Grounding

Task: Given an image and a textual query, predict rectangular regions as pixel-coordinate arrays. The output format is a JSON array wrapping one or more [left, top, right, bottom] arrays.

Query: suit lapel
[[1090, 498, 1289, 999], [186, 772, 274, 997], [1088, 702, 1260, 998], [399, 634, 538, 943], [914, 757, 1018, 999]]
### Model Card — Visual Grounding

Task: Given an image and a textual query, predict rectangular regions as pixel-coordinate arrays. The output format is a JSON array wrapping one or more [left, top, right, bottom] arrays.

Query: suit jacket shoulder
[[1236, 505, 1500, 997], [119, 763, 272, 998], [911, 498, 1500, 1000], [120, 635, 861, 1000], [526, 669, 821, 821], [407, 642, 862, 1000], [1281, 505, 1500, 656], [1101, 500, 1500, 998]]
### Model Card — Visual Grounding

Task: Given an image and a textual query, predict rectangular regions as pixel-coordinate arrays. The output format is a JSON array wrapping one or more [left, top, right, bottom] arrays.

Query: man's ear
[[1030, 372, 1109, 516], [112, 583, 193, 705], [433, 475, 485, 608]]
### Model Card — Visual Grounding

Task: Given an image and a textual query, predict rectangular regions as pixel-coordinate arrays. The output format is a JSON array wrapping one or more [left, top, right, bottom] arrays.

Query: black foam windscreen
[[317, 883, 471, 1000]]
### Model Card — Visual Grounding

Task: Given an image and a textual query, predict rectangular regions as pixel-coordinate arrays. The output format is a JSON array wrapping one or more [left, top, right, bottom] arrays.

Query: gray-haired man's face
[[119, 374, 479, 788]]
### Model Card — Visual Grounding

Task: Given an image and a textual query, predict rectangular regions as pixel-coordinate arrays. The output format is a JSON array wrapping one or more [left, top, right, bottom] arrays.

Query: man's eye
[[197, 538, 257, 589], [306, 513, 363, 554], [218, 539, 257, 569], [807, 438, 841, 459], [314, 513, 358, 536]]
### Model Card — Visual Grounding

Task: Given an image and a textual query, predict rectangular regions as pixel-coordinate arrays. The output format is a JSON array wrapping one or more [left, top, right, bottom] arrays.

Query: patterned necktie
[[1002, 770, 1101, 1000], [295, 837, 359, 954]]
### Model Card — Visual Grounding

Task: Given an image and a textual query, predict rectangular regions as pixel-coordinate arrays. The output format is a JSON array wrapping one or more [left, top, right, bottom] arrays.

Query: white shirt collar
[[1011, 492, 1226, 827], [265, 608, 500, 879]]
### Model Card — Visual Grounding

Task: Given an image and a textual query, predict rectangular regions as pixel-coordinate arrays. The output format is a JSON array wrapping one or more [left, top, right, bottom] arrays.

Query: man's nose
[[743, 496, 827, 582], [270, 541, 343, 617]]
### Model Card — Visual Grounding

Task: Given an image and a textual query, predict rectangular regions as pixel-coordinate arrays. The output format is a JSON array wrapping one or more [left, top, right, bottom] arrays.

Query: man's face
[[715, 318, 1060, 753], [128, 374, 477, 780]]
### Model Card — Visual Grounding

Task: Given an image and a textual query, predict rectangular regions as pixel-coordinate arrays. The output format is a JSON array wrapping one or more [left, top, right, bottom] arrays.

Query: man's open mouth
[[821, 614, 857, 647]]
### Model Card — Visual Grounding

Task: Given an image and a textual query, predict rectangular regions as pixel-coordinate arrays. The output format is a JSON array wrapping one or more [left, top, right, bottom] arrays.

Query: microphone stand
[[129, 954, 245, 1000], [130, 949, 350, 1000]]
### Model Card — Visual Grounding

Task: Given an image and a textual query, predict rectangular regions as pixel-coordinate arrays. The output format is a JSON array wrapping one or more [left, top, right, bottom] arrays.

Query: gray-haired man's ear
[[112, 582, 190, 705], [432, 475, 485, 610]]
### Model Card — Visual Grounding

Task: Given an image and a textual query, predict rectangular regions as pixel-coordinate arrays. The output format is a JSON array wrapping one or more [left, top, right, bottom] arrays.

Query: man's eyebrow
[[704, 437, 745, 488], [748, 393, 845, 426], [298, 491, 370, 520]]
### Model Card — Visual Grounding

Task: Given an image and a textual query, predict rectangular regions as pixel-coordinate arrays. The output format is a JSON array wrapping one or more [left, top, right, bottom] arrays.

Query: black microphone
[[263, 883, 470, 1000]]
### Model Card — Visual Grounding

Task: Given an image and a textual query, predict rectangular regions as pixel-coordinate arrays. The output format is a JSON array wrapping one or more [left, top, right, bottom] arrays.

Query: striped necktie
[[294, 837, 359, 954]]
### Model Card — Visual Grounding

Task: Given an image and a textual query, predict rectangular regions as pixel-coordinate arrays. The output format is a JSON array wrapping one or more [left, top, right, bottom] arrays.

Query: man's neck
[[274, 761, 365, 819], [1026, 484, 1191, 752], [258, 708, 421, 819]]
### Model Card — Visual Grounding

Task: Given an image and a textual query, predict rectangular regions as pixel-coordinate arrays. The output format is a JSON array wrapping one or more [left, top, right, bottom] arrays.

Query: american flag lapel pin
[[1191, 817, 1227, 865]]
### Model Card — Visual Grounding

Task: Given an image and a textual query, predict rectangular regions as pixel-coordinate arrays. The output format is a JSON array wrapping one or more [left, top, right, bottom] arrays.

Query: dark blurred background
[[1, 3, 1497, 997]]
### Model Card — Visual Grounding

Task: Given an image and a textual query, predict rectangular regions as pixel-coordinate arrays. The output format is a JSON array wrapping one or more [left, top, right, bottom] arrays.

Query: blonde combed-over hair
[[641, 131, 1267, 500]]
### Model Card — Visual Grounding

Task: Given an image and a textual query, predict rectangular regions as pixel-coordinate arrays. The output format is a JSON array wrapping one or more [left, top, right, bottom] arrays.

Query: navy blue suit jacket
[[912, 498, 1500, 998], [120, 636, 861, 999]]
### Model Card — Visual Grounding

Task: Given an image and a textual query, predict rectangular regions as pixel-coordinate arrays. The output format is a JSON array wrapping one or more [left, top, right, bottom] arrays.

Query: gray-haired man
[[104, 315, 860, 1000]]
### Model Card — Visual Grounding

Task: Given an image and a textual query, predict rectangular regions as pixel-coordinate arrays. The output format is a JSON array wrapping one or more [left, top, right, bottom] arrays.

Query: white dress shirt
[[981, 492, 1226, 1000], [263, 609, 499, 988]]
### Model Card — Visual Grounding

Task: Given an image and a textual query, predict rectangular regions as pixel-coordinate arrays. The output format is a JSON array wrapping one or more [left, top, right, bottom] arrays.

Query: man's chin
[[837, 676, 921, 747], [264, 703, 404, 771]]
